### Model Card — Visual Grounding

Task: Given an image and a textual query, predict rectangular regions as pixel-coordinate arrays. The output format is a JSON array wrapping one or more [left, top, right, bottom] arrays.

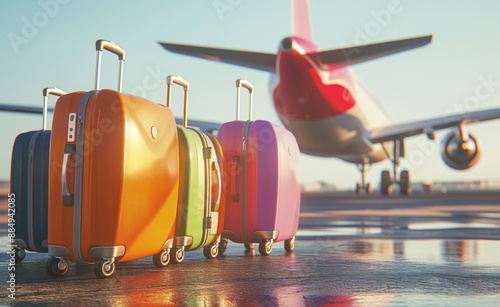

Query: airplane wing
[[369, 107, 500, 143], [0, 103, 54, 114], [310, 35, 433, 67], [159, 42, 277, 73], [1, 103, 221, 134]]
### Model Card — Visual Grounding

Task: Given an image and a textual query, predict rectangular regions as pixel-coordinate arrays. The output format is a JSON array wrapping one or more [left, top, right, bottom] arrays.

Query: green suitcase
[[166, 76, 225, 263]]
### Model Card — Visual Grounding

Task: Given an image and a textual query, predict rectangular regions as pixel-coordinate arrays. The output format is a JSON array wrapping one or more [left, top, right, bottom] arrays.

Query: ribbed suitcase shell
[[218, 120, 301, 244], [48, 90, 179, 263], [11, 130, 51, 253]]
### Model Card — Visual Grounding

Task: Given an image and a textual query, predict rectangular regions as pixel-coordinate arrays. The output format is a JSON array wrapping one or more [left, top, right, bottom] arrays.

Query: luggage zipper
[[241, 121, 252, 242], [27, 131, 43, 252], [73, 91, 96, 263], [187, 128, 212, 250]]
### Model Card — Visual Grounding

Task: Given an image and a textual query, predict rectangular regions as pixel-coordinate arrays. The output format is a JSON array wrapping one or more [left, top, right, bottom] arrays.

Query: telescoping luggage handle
[[94, 39, 126, 92], [166, 75, 189, 127], [235, 79, 254, 121], [231, 79, 254, 202], [42, 87, 66, 130], [166, 76, 223, 210]]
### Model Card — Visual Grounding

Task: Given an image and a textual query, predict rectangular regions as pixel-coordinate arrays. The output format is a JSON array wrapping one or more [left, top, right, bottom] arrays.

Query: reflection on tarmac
[[310, 238, 498, 266], [0, 192, 499, 306]]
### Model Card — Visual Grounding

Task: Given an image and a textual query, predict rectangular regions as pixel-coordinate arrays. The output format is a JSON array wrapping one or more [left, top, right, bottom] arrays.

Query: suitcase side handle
[[166, 75, 190, 127], [42, 87, 66, 130], [235, 79, 254, 121], [231, 155, 240, 202], [94, 39, 126, 92], [211, 161, 222, 211], [62, 144, 75, 207]]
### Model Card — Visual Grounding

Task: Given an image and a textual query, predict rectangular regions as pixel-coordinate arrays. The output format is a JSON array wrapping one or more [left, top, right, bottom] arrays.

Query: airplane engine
[[440, 131, 481, 170]]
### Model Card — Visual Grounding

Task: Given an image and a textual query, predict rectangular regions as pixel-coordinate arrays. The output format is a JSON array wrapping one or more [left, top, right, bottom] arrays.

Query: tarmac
[[1, 191, 499, 306]]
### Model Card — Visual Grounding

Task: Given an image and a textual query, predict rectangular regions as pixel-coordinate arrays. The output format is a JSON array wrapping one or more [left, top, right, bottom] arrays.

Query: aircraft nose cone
[[281, 38, 293, 52]]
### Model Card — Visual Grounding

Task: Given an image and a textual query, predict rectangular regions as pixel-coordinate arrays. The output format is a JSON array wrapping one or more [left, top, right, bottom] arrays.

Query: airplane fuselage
[[271, 37, 393, 164]]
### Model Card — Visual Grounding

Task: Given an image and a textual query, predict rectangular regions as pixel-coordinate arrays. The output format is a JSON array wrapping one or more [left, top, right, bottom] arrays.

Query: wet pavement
[[1, 192, 499, 306]]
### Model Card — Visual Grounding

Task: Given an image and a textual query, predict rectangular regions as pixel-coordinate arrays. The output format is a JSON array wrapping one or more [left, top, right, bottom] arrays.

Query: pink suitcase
[[217, 79, 301, 256]]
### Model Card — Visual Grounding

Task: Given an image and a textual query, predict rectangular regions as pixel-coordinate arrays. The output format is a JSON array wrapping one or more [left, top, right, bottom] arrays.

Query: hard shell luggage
[[10, 88, 66, 262], [166, 76, 226, 263], [217, 79, 301, 256], [46, 40, 179, 278]]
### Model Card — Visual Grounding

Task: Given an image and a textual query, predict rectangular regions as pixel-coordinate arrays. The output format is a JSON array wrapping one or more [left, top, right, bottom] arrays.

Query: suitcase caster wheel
[[285, 236, 295, 252], [259, 240, 273, 256], [153, 249, 170, 268], [218, 239, 228, 256], [94, 258, 115, 278], [14, 247, 26, 263], [171, 248, 185, 264], [244, 243, 254, 251], [46, 257, 68, 277], [203, 243, 219, 259]]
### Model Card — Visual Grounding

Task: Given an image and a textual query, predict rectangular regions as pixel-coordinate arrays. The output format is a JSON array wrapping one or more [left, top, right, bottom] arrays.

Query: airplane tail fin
[[292, 0, 313, 42]]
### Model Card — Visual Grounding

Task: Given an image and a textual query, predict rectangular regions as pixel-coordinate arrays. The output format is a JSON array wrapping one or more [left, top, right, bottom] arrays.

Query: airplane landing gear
[[381, 170, 392, 196], [380, 169, 410, 196], [355, 182, 372, 194], [400, 170, 410, 195], [381, 139, 411, 196], [356, 162, 372, 194]]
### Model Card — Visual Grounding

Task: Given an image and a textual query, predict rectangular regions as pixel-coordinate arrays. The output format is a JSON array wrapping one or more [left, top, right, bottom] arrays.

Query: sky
[[1, 0, 500, 190]]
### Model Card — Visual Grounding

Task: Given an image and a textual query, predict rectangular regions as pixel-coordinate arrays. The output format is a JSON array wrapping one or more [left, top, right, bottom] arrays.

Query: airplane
[[158, 0, 500, 195]]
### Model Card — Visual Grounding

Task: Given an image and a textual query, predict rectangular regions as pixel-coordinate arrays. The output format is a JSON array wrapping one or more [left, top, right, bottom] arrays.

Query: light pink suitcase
[[217, 79, 301, 256]]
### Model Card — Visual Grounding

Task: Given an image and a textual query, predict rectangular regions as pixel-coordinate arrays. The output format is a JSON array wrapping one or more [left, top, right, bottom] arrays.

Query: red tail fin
[[292, 0, 313, 42]]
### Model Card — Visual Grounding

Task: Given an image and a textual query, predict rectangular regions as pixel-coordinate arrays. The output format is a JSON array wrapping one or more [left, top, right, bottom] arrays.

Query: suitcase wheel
[[244, 243, 254, 251], [218, 239, 228, 256], [258, 240, 273, 256], [14, 247, 26, 263], [153, 249, 170, 268], [170, 247, 185, 264], [94, 258, 115, 279], [46, 257, 69, 277], [285, 236, 295, 252], [203, 242, 219, 259]]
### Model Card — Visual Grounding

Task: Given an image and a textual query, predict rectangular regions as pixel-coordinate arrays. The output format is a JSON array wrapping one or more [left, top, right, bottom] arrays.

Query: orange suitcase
[[46, 40, 179, 278]]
